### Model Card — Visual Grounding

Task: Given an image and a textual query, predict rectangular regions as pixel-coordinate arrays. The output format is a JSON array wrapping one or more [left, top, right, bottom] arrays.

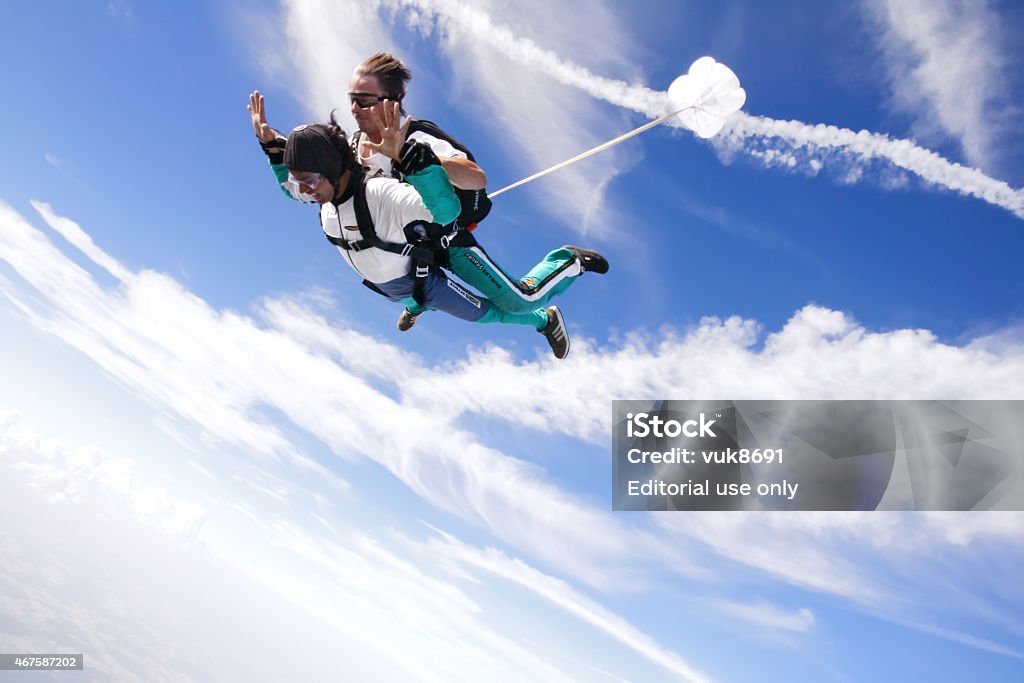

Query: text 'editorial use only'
[[611, 401, 1024, 511]]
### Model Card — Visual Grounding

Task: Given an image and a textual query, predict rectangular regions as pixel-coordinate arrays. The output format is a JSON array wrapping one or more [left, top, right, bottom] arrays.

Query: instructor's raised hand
[[363, 100, 411, 161]]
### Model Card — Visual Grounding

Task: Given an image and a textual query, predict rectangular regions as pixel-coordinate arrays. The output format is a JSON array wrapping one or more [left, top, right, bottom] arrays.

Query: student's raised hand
[[247, 90, 280, 144], [363, 100, 411, 161]]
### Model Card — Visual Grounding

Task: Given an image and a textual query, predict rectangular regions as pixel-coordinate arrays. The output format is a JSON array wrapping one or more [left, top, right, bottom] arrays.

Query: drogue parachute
[[667, 56, 747, 139], [490, 56, 746, 197]]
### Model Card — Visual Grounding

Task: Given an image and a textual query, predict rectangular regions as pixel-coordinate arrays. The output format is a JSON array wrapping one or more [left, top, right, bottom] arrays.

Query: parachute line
[[489, 56, 745, 198], [489, 107, 687, 198]]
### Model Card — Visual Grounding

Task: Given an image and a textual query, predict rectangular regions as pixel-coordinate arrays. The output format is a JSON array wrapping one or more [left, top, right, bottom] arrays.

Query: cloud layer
[[3, 198, 1024, 679]]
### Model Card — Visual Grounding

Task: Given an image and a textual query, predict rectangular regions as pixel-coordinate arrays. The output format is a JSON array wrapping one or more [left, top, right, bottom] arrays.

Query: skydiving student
[[268, 101, 578, 358], [248, 52, 608, 334]]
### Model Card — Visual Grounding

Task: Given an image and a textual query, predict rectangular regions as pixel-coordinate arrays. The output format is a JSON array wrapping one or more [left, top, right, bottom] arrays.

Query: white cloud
[[0, 411, 706, 681], [256, 521, 583, 682], [654, 511, 1024, 657], [278, 0, 393, 123], [657, 513, 891, 604], [0, 411, 206, 537], [406, 305, 1024, 447], [866, 0, 1019, 174], [0, 200, 659, 591], [3, 199, 1023, 671], [33, 200, 130, 280], [713, 600, 816, 634], [0, 420, 417, 682], [426, 529, 714, 683]]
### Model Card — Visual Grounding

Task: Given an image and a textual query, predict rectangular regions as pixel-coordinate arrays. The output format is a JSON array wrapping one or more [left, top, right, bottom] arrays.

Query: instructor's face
[[348, 73, 387, 136]]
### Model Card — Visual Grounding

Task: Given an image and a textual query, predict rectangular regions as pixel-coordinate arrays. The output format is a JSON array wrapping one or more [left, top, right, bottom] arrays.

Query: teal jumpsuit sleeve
[[402, 165, 460, 225], [270, 162, 301, 201]]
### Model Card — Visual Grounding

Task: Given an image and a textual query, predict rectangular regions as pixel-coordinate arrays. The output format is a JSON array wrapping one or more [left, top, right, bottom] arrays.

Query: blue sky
[[1, 1, 1023, 681]]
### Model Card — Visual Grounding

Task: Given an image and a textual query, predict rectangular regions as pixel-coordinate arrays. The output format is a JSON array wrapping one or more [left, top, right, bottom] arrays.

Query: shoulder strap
[[407, 118, 475, 161], [351, 170, 374, 240], [405, 119, 492, 228]]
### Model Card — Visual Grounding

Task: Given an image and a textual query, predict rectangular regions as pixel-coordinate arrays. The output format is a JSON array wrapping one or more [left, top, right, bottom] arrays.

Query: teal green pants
[[407, 245, 581, 322], [397, 294, 548, 328]]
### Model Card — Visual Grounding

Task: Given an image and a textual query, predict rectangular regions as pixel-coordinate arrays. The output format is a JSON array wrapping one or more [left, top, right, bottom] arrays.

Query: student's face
[[348, 73, 388, 136], [289, 170, 333, 204]]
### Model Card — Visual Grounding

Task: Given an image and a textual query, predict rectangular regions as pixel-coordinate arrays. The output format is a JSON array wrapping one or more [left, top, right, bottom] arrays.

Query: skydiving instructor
[[346, 53, 609, 327]]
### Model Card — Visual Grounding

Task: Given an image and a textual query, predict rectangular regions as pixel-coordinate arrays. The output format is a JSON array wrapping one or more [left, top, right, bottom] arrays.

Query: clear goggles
[[281, 172, 323, 204]]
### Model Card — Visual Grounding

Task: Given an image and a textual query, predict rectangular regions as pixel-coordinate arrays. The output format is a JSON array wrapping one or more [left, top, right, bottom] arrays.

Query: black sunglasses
[[348, 92, 401, 109]]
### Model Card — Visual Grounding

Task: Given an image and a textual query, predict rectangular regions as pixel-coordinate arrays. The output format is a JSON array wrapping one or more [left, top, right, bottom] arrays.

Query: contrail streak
[[389, 0, 1024, 219], [721, 114, 1024, 218]]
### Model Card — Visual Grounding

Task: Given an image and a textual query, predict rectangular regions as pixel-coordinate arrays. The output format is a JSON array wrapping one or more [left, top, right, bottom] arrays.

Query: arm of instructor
[[439, 156, 486, 191]]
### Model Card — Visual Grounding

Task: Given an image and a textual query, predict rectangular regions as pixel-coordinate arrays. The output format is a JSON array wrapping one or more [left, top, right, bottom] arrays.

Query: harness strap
[[324, 170, 442, 305], [325, 233, 435, 263]]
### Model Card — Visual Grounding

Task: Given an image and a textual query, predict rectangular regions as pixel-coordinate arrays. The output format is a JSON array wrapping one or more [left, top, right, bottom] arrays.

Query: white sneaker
[[397, 308, 420, 332]]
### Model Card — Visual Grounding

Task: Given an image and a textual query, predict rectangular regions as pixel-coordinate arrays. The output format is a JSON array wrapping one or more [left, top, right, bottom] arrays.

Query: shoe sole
[[562, 244, 608, 274], [397, 312, 418, 331], [545, 306, 570, 359]]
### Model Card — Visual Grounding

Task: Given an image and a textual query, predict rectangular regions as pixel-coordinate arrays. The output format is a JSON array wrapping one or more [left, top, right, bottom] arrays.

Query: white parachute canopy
[[668, 56, 747, 139]]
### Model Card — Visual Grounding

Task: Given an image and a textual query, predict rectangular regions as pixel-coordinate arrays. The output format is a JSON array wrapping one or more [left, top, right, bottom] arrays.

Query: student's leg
[[377, 272, 546, 327], [377, 272, 570, 358]]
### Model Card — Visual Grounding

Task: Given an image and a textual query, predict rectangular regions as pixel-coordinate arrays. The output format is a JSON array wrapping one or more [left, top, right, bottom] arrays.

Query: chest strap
[[325, 232, 436, 264], [324, 171, 456, 305]]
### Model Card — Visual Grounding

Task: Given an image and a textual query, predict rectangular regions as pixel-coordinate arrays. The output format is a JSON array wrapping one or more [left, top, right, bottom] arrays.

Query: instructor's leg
[[448, 245, 582, 314]]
